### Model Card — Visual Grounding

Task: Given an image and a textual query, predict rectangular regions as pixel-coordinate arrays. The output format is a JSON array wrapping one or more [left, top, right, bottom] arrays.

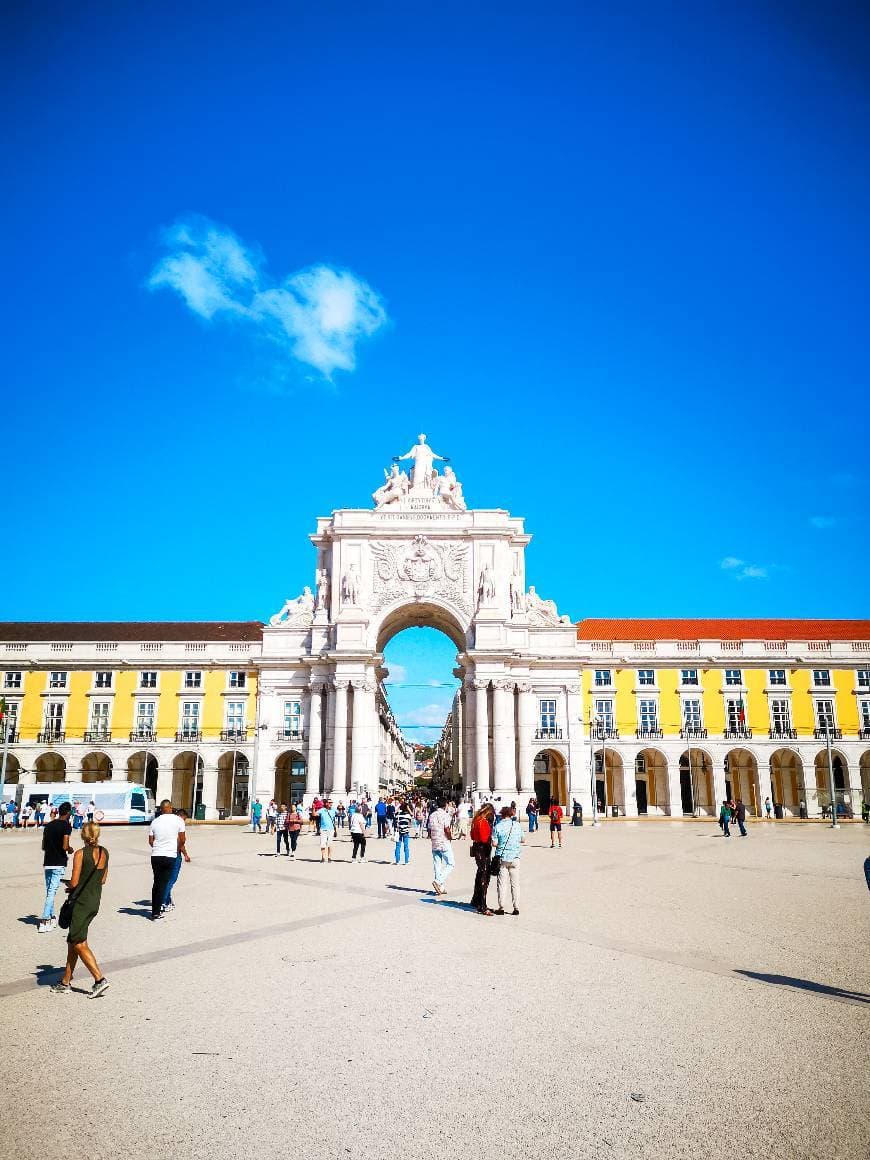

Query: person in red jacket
[[548, 800, 563, 848], [469, 803, 496, 914]]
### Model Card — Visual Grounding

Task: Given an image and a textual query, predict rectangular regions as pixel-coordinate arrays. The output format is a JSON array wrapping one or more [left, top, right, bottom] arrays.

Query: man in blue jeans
[[428, 797, 455, 895], [375, 797, 388, 838], [38, 801, 73, 933]]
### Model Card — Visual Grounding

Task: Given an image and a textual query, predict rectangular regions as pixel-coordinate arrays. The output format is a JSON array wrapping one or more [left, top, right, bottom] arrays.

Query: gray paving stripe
[[0, 895, 411, 998]]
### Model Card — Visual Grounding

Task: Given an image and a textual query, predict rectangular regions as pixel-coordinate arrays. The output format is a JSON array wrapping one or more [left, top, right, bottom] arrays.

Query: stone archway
[[1, 754, 22, 784], [259, 434, 581, 812], [769, 748, 804, 816], [635, 748, 668, 815], [814, 749, 852, 819], [274, 750, 306, 805], [533, 749, 567, 812], [172, 752, 203, 813], [594, 748, 625, 816], [724, 748, 760, 816], [35, 753, 66, 783], [81, 752, 113, 783], [678, 749, 714, 815], [218, 751, 249, 817], [127, 751, 158, 795]]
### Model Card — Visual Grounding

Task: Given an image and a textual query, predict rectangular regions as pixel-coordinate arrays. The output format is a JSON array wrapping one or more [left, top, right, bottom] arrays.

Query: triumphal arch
[[257, 435, 585, 807]]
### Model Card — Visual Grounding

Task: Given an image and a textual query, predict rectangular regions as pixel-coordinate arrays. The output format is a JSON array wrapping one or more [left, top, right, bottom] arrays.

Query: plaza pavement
[[1, 818, 868, 1160]]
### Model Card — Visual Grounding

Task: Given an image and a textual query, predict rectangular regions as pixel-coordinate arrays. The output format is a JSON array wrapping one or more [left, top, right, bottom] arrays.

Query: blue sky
[[3, 2, 869, 736]]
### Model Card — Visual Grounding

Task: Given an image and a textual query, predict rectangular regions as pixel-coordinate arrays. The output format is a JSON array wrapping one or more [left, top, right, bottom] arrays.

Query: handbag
[[58, 847, 102, 930]]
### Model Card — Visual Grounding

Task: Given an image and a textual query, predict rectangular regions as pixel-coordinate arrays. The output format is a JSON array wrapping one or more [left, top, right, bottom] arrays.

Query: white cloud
[[720, 556, 767, 581], [384, 663, 407, 684], [809, 516, 836, 529], [402, 702, 451, 727], [147, 216, 387, 377]]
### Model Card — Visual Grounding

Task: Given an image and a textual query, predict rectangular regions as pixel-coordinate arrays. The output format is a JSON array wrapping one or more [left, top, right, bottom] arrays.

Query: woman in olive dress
[[51, 821, 110, 998]]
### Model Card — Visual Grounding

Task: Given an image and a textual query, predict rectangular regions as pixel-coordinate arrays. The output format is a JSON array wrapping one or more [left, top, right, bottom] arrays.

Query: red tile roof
[[0, 622, 264, 642], [577, 618, 870, 641]]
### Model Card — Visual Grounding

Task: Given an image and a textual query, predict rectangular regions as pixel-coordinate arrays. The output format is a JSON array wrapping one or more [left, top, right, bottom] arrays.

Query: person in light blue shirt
[[318, 798, 338, 863], [492, 806, 523, 915]]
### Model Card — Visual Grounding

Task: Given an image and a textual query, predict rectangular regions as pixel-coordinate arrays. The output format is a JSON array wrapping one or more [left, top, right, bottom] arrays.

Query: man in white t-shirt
[[148, 800, 187, 921], [428, 797, 455, 896]]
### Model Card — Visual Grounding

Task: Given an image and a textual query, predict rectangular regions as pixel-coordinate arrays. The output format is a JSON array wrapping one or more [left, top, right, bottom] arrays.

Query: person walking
[[375, 797, 388, 839], [336, 801, 347, 830], [428, 797, 454, 896], [285, 803, 303, 858], [492, 805, 523, 916], [525, 797, 539, 833], [385, 798, 397, 838], [148, 799, 187, 920], [20, 801, 33, 829], [350, 805, 367, 862], [548, 800, 563, 848], [735, 798, 748, 837], [318, 797, 338, 863], [456, 799, 472, 839], [87, 799, 96, 824], [764, 796, 772, 820], [73, 801, 85, 831], [276, 803, 290, 855], [719, 799, 732, 837], [35, 799, 47, 828], [38, 801, 73, 933], [469, 802, 496, 915], [50, 821, 109, 998], [394, 800, 413, 865], [161, 809, 191, 913], [266, 799, 278, 835], [251, 799, 263, 834]]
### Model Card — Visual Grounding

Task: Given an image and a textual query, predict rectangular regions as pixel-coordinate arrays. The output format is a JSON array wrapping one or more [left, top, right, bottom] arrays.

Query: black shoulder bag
[[58, 847, 102, 930]]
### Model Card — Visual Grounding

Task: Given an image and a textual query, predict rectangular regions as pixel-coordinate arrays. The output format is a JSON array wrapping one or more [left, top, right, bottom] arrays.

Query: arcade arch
[[724, 748, 760, 815], [218, 751, 249, 817], [274, 750, 306, 805], [769, 749, 803, 815], [35, 753, 66, 783], [679, 749, 713, 815], [2, 754, 21, 784], [81, 752, 113, 783], [172, 752, 203, 813], [814, 749, 851, 817], [127, 751, 159, 795], [533, 749, 567, 813], [634, 748, 668, 815]]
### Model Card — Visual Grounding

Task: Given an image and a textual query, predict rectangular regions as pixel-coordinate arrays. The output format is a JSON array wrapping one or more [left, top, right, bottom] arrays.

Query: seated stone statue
[[269, 587, 315, 626], [373, 464, 409, 508]]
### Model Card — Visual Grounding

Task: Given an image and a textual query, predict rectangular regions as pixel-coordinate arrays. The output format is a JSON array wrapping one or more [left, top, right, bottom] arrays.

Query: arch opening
[[634, 748, 668, 815], [533, 749, 567, 814]]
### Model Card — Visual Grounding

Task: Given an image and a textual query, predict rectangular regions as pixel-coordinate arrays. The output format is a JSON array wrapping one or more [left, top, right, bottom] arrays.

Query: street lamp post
[[588, 711, 600, 827], [825, 721, 840, 829]]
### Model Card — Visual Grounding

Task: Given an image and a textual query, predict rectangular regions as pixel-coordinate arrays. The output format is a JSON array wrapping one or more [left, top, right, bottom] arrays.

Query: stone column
[[201, 763, 219, 821], [711, 761, 727, 814], [667, 763, 685, 817], [306, 683, 323, 797], [755, 758, 773, 819], [516, 682, 536, 795], [463, 681, 476, 792], [473, 680, 491, 794], [351, 678, 375, 798], [565, 682, 590, 812], [329, 679, 349, 797], [623, 759, 638, 816], [156, 764, 173, 805], [492, 679, 517, 796]]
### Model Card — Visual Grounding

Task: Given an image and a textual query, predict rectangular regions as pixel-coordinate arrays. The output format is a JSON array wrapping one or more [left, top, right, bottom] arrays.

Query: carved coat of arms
[[370, 535, 470, 612]]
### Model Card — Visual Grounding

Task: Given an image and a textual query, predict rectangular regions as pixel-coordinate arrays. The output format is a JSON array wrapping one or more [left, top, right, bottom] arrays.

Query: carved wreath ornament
[[369, 536, 471, 614]]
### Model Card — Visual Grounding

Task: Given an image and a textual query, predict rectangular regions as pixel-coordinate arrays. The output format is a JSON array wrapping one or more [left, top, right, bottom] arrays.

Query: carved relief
[[369, 536, 471, 615], [269, 587, 315, 627]]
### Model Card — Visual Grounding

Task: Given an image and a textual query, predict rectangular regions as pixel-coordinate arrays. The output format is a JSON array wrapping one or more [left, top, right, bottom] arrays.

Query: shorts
[[320, 831, 334, 848], [550, 823, 562, 832]]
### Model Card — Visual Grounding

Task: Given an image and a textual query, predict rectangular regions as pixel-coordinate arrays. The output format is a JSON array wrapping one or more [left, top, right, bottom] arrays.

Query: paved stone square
[[1, 819, 868, 1160]]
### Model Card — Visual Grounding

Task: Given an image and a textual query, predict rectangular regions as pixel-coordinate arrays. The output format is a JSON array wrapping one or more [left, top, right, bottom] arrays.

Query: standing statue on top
[[396, 433, 446, 492]]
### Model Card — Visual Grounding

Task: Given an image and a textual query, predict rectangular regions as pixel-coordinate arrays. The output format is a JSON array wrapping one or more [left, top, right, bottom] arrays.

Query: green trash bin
[[194, 803, 206, 821]]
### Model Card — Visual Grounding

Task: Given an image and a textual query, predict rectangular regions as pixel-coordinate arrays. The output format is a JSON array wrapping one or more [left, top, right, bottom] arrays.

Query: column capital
[[493, 679, 515, 693], [333, 677, 351, 691], [308, 680, 326, 696], [515, 680, 533, 694], [564, 682, 582, 695], [471, 678, 489, 691], [351, 678, 376, 693]]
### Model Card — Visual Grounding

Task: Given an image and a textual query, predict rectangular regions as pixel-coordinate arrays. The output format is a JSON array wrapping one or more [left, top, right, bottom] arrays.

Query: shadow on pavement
[[386, 884, 430, 895], [734, 970, 870, 1004], [34, 964, 63, 987], [118, 906, 152, 920], [420, 897, 476, 913], [17, 915, 42, 926]]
